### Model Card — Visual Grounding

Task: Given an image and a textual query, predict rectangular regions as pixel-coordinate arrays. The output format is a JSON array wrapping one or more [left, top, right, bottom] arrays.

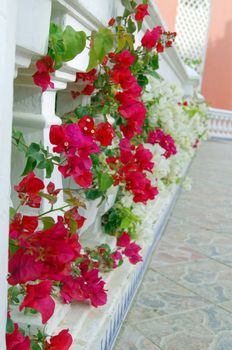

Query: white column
[[0, 0, 18, 348]]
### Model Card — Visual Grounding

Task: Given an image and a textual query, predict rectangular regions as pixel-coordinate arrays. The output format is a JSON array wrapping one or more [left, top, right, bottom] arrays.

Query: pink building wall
[[202, 0, 232, 110], [155, 0, 178, 31]]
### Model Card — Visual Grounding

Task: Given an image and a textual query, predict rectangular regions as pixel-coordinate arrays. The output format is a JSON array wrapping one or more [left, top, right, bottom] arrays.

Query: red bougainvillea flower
[[124, 171, 158, 203], [107, 138, 158, 203], [95, 122, 116, 146], [113, 50, 135, 67], [19, 281, 55, 324], [33, 55, 55, 92], [141, 26, 162, 49], [135, 4, 149, 21], [108, 17, 116, 26], [64, 207, 86, 230], [44, 329, 73, 350], [166, 40, 173, 47], [82, 84, 95, 95], [147, 129, 177, 158], [46, 181, 61, 205], [10, 213, 38, 240], [156, 41, 164, 53], [70, 90, 81, 100], [14, 171, 44, 208], [6, 323, 30, 350], [78, 116, 95, 136], [76, 68, 97, 83]]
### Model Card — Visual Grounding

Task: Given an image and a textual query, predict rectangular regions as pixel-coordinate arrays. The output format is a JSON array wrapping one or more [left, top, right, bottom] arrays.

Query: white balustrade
[[208, 107, 232, 139]]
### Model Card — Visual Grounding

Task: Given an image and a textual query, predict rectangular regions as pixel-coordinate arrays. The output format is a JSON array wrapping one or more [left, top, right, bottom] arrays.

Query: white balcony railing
[[208, 107, 232, 139]]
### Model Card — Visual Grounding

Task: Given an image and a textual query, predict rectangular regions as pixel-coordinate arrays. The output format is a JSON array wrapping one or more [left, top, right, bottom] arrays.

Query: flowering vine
[[7, 0, 208, 348]]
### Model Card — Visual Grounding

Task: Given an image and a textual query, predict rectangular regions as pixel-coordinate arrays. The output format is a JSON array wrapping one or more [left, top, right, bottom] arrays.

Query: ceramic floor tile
[[136, 306, 232, 350], [155, 260, 232, 303], [114, 324, 163, 350]]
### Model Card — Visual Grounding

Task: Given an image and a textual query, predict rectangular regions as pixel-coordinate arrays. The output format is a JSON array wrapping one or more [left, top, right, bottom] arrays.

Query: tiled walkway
[[114, 140, 232, 350]]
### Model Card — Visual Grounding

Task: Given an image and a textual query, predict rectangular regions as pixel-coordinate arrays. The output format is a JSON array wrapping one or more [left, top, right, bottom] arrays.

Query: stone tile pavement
[[114, 140, 232, 350]]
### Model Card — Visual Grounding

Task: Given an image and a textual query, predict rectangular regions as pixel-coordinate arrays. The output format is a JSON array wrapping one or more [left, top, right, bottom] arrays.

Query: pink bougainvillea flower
[[50, 123, 100, 157], [95, 122, 116, 146], [6, 323, 30, 350], [117, 231, 131, 247], [14, 171, 44, 208], [19, 281, 55, 324], [147, 129, 177, 158], [60, 267, 107, 307], [33, 55, 55, 92], [135, 4, 149, 21], [8, 250, 45, 285], [44, 329, 73, 350], [123, 242, 143, 264], [29, 222, 81, 280], [36, 55, 55, 74], [117, 231, 143, 265], [33, 71, 54, 92], [60, 275, 88, 304], [141, 26, 162, 49]]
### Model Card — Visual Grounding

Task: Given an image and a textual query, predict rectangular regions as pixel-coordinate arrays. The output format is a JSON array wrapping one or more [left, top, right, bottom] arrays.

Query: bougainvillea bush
[[7, 0, 208, 348]]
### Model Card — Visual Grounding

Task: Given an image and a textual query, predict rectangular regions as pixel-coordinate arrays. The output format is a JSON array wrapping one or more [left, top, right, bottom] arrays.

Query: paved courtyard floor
[[114, 139, 232, 350]]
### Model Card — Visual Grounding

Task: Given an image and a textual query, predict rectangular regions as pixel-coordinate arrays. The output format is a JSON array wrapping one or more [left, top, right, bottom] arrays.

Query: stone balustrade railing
[[0, 0, 202, 349], [208, 107, 232, 139]]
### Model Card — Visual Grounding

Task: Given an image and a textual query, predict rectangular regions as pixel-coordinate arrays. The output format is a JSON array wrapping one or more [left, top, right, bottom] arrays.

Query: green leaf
[[99, 173, 113, 192], [9, 207, 16, 220], [21, 156, 37, 176], [45, 161, 54, 178], [6, 318, 14, 334], [49, 23, 63, 38], [27, 143, 40, 153], [62, 26, 86, 62], [127, 18, 136, 33], [87, 28, 113, 71], [121, 0, 133, 11], [150, 54, 159, 70], [40, 216, 55, 230], [86, 189, 103, 200], [137, 74, 149, 88], [137, 20, 143, 32], [31, 343, 42, 350]]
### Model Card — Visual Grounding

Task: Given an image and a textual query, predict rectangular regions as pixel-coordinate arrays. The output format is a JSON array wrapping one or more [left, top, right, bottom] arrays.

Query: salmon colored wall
[[155, 0, 178, 30], [202, 0, 232, 110]]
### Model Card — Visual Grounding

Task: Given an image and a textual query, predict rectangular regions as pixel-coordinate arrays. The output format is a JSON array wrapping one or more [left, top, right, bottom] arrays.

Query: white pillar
[[0, 0, 18, 348]]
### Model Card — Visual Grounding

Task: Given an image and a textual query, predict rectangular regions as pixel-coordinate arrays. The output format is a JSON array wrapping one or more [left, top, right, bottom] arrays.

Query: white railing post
[[0, 1, 18, 348]]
